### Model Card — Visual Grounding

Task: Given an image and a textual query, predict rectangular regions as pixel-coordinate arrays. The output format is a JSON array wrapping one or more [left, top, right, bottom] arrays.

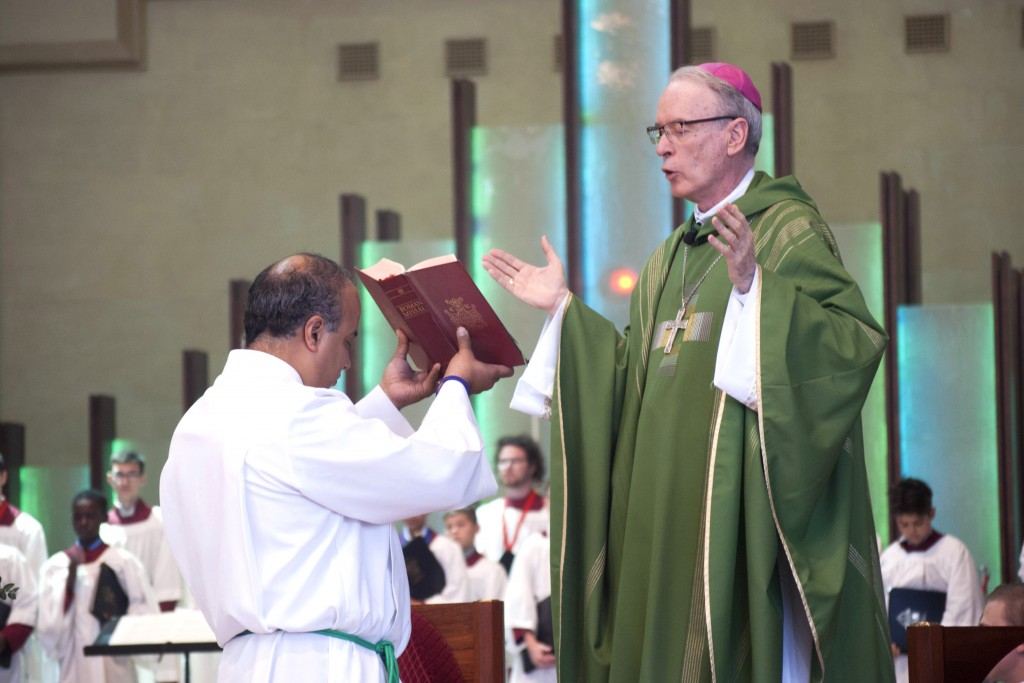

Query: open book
[[357, 255, 525, 371]]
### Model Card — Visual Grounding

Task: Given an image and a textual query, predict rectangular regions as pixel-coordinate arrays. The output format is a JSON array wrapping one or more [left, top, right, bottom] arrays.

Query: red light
[[608, 268, 637, 295]]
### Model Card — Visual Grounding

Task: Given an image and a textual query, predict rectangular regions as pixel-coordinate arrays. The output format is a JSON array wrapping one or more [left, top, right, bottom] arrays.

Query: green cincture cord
[[237, 629, 399, 683]]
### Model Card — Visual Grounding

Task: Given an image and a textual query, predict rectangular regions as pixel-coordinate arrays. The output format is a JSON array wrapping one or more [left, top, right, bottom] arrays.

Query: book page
[[107, 609, 217, 645], [359, 258, 407, 280], [408, 254, 456, 271]]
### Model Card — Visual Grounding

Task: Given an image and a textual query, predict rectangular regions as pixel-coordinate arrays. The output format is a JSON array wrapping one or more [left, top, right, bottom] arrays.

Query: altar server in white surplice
[[160, 253, 511, 683], [880, 478, 984, 683], [400, 515, 470, 604], [37, 490, 158, 683], [444, 508, 507, 601], [100, 450, 182, 613], [504, 530, 556, 683], [0, 543, 38, 683]]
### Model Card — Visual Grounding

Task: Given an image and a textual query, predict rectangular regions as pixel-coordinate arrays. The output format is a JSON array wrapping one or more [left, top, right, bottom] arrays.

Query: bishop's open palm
[[482, 236, 569, 316]]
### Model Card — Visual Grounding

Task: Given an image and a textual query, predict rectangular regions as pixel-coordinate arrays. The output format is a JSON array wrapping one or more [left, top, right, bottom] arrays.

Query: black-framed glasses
[[646, 116, 738, 144]]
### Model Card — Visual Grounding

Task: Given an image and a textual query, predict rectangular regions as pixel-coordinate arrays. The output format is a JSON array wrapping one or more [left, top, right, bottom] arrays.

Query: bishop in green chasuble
[[483, 63, 894, 683]]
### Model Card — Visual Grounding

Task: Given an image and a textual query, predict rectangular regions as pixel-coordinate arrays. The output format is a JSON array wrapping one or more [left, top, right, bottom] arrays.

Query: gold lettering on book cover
[[443, 297, 487, 330], [398, 300, 428, 318]]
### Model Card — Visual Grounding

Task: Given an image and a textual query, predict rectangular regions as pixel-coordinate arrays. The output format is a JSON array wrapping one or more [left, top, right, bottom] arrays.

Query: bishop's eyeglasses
[[646, 115, 738, 145]]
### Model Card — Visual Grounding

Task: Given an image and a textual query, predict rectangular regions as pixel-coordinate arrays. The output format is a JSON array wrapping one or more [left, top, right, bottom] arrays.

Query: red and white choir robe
[[0, 543, 37, 683], [504, 531, 555, 683], [102, 499, 183, 682], [37, 543, 158, 683], [101, 500, 181, 611], [465, 549, 507, 601], [160, 350, 497, 683], [474, 492, 548, 568], [880, 530, 985, 683], [0, 505, 49, 683]]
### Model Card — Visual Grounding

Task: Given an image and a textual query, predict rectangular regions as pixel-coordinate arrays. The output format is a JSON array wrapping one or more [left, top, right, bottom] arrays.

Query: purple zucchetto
[[696, 62, 762, 113]]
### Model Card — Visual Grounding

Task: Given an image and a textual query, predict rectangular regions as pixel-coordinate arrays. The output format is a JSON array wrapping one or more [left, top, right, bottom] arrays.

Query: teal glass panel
[[21, 465, 89, 553], [470, 124, 566, 472], [832, 222, 888, 536], [898, 304, 1000, 582], [578, 1, 671, 328]]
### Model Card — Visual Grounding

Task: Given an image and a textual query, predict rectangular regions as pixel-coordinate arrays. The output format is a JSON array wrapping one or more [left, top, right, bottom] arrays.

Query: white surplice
[[160, 349, 497, 683], [0, 543, 37, 683], [504, 532, 556, 683], [880, 533, 985, 683], [37, 546, 158, 683], [474, 498, 549, 567], [466, 552, 507, 601], [101, 505, 181, 606]]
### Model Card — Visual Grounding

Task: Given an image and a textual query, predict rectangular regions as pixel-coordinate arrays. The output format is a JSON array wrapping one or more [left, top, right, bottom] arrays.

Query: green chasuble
[[550, 172, 895, 683]]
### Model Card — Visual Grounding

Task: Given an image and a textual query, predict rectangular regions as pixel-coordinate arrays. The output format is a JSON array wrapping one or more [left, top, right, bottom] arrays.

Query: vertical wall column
[[229, 280, 250, 351], [182, 350, 209, 414], [376, 210, 401, 241], [881, 170, 922, 540], [0, 423, 24, 506], [669, 0, 691, 230], [993, 252, 1023, 584], [771, 62, 794, 179], [561, 0, 582, 294], [340, 193, 367, 399], [451, 79, 477, 267], [89, 395, 116, 493]]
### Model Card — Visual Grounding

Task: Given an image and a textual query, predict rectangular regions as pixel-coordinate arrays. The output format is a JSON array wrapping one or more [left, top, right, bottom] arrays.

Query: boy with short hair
[[38, 489, 158, 683], [444, 508, 507, 601], [880, 477, 984, 683]]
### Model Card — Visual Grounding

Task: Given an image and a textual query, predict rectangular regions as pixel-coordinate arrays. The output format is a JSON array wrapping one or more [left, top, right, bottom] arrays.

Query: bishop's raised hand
[[482, 236, 569, 316]]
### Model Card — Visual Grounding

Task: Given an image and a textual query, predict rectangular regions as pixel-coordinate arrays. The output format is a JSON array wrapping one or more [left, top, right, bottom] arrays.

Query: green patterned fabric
[[550, 173, 894, 683]]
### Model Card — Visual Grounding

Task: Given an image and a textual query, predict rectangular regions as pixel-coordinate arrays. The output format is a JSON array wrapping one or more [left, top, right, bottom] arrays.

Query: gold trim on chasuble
[[750, 209, 827, 679]]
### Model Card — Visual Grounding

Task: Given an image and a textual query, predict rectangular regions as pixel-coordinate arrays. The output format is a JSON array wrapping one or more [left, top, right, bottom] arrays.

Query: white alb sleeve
[[713, 266, 760, 411], [509, 295, 570, 420]]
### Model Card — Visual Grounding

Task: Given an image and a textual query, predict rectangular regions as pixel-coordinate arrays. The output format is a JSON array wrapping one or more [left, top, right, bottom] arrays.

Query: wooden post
[[670, 0, 692, 230], [0, 423, 25, 507], [182, 349, 209, 414], [451, 79, 476, 267], [771, 62, 794, 178], [89, 395, 116, 494], [340, 194, 367, 399], [561, 0, 582, 293], [376, 210, 401, 241], [229, 279, 250, 350]]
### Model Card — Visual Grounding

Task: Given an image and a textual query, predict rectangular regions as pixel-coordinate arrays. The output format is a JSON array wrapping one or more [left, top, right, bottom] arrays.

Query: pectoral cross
[[664, 307, 688, 354]]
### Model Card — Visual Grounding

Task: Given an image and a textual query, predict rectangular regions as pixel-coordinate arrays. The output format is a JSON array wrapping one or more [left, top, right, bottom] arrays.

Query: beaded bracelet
[[436, 375, 470, 396]]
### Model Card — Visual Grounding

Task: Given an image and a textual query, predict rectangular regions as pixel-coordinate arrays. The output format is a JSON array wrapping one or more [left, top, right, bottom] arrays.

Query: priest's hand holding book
[[380, 328, 513, 409]]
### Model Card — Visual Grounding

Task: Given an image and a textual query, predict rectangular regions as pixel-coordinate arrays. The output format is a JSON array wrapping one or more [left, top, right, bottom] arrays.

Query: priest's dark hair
[[986, 583, 1024, 625], [244, 253, 354, 346], [888, 477, 933, 516], [496, 434, 546, 485], [0, 452, 5, 472], [111, 449, 145, 474], [72, 488, 108, 513]]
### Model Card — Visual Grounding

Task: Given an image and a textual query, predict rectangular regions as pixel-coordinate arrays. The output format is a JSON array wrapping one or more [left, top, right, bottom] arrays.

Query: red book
[[357, 255, 526, 371]]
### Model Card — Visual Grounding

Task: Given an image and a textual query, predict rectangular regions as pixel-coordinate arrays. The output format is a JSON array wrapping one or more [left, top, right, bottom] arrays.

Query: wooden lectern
[[411, 601, 504, 682], [908, 622, 1024, 683]]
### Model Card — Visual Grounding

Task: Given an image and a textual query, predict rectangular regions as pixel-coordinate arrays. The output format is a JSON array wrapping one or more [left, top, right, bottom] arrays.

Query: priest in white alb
[[160, 253, 512, 683]]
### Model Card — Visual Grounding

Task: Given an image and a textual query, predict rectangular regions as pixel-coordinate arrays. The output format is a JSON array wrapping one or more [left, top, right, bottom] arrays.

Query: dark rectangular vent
[[337, 42, 379, 81], [791, 21, 835, 60], [690, 27, 715, 63], [445, 38, 487, 77], [905, 14, 950, 53], [554, 34, 563, 72]]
